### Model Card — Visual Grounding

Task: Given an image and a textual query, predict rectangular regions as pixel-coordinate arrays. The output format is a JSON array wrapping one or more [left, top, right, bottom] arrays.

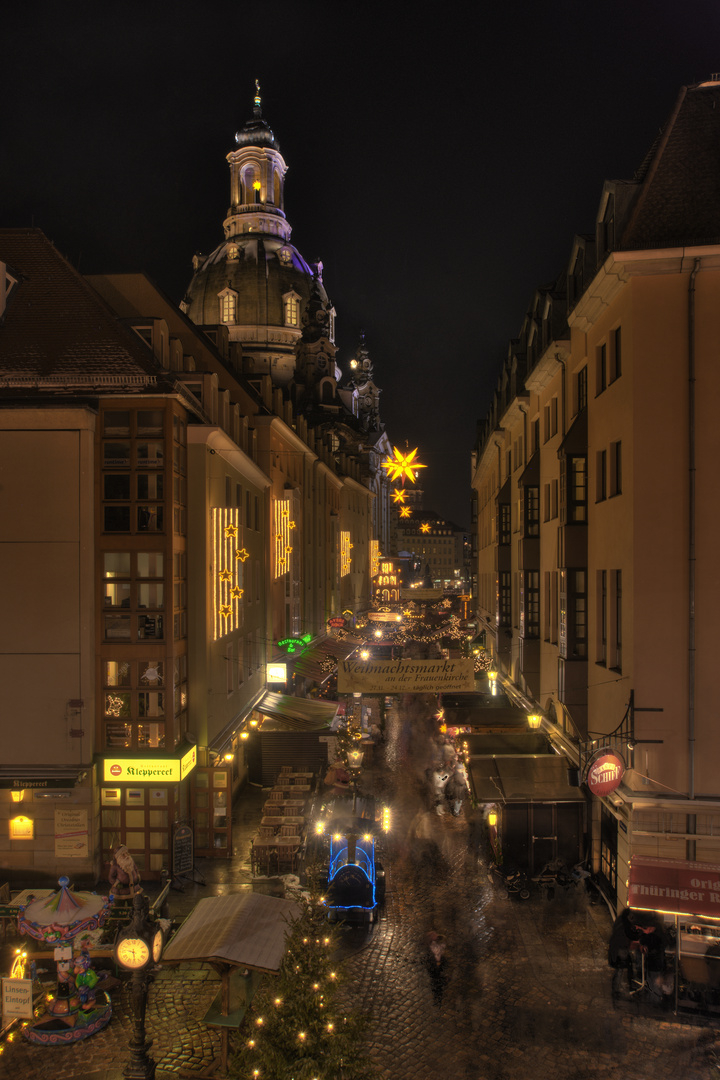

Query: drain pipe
[[687, 257, 699, 813]]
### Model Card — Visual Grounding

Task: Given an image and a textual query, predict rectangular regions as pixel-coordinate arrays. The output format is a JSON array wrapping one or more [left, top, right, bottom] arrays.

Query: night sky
[[3, 1, 720, 525]]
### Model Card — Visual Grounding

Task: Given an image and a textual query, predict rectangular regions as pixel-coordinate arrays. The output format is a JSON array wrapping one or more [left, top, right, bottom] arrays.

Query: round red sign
[[587, 752, 625, 797], [110, 764, 122, 777]]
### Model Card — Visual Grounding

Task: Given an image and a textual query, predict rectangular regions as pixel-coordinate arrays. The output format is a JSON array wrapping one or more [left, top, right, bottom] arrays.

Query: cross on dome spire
[[254, 79, 262, 116]]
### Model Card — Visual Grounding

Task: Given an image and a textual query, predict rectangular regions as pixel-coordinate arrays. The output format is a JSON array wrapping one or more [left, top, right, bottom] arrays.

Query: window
[[531, 418, 540, 454], [499, 503, 511, 545], [597, 570, 607, 664], [499, 571, 511, 626], [610, 441, 622, 496], [571, 570, 587, 658], [611, 327, 622, 381], [576, 366, 587, 413], [596, 449, 607, 502], [597, 343, 607, 395], [522, 571, 540, 637], [284, 293, 300, 327], [103, 660, 166, 750], [219, 290, 237, 324], [524, 486, 540, 538], [611, 570, 622, 671], [565, 456, 587, 523]]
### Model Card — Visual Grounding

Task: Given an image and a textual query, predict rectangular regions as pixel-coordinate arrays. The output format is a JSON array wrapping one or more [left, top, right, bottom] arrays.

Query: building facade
[[472, 78, 720, 913]]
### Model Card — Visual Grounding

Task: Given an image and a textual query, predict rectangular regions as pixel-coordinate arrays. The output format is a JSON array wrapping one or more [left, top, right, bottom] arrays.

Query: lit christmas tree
[[229, 895, 376, 1080]]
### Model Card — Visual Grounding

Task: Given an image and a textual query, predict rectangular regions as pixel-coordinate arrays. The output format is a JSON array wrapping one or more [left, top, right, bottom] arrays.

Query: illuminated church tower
[[182, 82, 333, 385]]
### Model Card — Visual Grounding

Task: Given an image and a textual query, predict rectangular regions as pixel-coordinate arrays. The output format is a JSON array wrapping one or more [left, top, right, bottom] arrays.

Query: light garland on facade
[[273, 495, 295, 580], [370, 540, 379, 579], [212, 508, 245, 640], [340, 531, 351, 577]]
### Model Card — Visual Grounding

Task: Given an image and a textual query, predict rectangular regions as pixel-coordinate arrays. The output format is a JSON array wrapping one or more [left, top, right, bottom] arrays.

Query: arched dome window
[[283, 291, 301, 327], [273, 171, 281, 206], [218, 288, 238, 325]]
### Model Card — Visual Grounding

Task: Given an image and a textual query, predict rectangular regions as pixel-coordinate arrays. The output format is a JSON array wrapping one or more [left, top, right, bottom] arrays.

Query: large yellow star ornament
[[381, 446, 427, 484], [391, 489, 407, 504], [420, 522, 431, 534], [399, 506, 412, 518]]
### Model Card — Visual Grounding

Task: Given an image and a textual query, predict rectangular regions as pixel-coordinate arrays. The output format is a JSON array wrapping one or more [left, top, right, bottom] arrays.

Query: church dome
[[182, 85, 331, 385]]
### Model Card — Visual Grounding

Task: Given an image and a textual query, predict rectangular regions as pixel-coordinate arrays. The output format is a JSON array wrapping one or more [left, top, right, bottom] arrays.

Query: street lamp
[[114, 891, 164, 1080], [527, 713, 542, 730], [360, 649, 370, 661]]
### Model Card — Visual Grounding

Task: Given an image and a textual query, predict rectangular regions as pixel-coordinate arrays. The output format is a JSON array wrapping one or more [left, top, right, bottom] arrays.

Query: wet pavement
[[2, 702, 720, 1079]]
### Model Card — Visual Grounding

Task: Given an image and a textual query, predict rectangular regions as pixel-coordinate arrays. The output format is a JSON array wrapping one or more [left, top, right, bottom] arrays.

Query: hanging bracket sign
[[586, 750, 625, 797]]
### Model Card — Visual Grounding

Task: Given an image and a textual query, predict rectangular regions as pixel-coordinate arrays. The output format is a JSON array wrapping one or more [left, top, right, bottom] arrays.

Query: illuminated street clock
[[114, 891, 162, 970]]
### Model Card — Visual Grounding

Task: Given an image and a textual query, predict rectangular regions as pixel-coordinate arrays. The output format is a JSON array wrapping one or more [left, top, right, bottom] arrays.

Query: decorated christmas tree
[[229, 893, 376, 1080]]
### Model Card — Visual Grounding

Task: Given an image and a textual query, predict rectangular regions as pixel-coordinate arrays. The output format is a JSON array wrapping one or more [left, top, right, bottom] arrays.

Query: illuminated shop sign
[[277, 634, 312, 655], [103, 746, 197, 784], [267, 663, 288, 682], [586, 751, 625, 797]]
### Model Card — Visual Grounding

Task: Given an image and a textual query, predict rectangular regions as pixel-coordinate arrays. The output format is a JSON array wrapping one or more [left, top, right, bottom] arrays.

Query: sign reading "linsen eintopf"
[[337, 658, 475, 694]]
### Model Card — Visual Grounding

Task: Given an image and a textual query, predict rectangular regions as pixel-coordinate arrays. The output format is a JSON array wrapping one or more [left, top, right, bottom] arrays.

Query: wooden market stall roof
[[253, 692, 340, 732], [162, 891, 302, 974], [470, 755, 586, 804]]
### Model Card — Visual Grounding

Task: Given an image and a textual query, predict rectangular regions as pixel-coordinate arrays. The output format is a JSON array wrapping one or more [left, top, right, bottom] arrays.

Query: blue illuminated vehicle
[[308, 796, 389, 924]]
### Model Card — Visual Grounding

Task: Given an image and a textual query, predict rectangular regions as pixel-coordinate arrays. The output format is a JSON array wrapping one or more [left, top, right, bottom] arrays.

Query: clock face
[[152, 930, 163, 962], [117, 937, 151, 969]]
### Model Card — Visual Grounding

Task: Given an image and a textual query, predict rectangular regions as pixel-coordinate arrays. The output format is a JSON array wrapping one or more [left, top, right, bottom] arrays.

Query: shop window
[[103, 411, 131, 436]]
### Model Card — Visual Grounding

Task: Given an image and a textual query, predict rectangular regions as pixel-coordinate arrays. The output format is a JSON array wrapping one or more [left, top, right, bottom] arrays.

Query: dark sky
[[3, 1, 720, 525]]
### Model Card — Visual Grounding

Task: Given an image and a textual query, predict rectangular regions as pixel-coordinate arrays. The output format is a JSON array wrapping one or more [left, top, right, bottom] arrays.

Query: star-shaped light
[[399, 506, 412, 518], [420, 522, 431, 534], [381, 446, 427, 484], [219, 605, 232, 618], [235, 548, 250, 562], [392, 489, 407, 504], [218, 569, 232, 581], [224, 523, 238, 538], [288, 521, 296, 529], [230, 586, 244, 599]]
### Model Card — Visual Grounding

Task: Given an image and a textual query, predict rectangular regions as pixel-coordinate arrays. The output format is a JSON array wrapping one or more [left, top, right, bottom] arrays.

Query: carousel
[[16, 875, 113, 1045]]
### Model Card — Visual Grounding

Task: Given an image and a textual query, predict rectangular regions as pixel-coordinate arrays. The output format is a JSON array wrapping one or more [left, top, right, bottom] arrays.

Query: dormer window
[[283, 291, 301, 327], [218, 288, 238, 325], [227, 244, 238, 261], [279, 247, 292, 266]]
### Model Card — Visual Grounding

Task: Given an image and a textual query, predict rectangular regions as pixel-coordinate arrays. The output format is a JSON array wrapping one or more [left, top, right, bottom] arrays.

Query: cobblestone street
[[2, 702, 720, 1078]]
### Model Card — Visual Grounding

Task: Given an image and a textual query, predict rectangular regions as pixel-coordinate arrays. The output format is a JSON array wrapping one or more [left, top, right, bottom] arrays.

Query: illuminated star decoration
[[399, 506, 412, 518], [230, 586, 244, 599], [392, 489, 407, 504], [224, 523, 238, 538], [381, 446, 427, 485], [420, 522, 431, 534], [235, 548, 250, 562]]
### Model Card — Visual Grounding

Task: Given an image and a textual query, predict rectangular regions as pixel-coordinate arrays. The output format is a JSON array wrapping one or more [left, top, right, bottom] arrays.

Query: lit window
[[219, 290, 237, 324], [284, 294, 300, 327]]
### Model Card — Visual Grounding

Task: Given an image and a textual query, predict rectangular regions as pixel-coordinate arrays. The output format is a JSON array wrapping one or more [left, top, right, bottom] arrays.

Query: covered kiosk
[[471, 751, 586, 872], [628, 855, 720, 1016], [161, 891, 302, 1074], [246, 693, 340, 785]]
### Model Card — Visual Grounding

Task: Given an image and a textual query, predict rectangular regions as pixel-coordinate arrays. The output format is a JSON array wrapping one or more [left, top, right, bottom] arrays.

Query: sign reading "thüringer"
[[338, 658, 475, 694]]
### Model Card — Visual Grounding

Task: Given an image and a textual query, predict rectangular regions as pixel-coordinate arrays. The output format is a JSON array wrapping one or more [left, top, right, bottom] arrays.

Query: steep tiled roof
[[621, 82, 720, 250], [0, 229, 163, 382]]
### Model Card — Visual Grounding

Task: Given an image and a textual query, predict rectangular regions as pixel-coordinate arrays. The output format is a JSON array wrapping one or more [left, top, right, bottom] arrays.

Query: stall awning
[[293, 635, 364, 683], [0, 767, 83, 790], [471, 755, 585, 803], [162, 892, 302, 973], [628, 856, 720, 919], [254, 692, 340, 731]]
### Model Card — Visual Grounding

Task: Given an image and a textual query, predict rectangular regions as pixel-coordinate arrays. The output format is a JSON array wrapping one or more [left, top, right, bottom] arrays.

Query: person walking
[[446, 761, 468, 817], [425, 931, 449, 1007]]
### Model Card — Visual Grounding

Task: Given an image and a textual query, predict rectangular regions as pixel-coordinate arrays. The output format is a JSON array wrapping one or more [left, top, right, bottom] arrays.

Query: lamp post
[[527, 713, 542, 730]]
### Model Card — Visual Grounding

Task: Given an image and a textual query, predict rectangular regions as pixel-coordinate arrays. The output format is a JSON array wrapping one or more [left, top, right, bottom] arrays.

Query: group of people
[[427, 737, 469, 817]]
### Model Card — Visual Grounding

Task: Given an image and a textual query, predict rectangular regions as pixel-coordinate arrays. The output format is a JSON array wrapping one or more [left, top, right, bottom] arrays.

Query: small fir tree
[[229, 894, 376, 1080]]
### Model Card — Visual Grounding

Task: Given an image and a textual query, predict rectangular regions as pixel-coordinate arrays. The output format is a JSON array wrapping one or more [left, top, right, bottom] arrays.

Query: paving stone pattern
[[2, 702, 720, 1079]]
